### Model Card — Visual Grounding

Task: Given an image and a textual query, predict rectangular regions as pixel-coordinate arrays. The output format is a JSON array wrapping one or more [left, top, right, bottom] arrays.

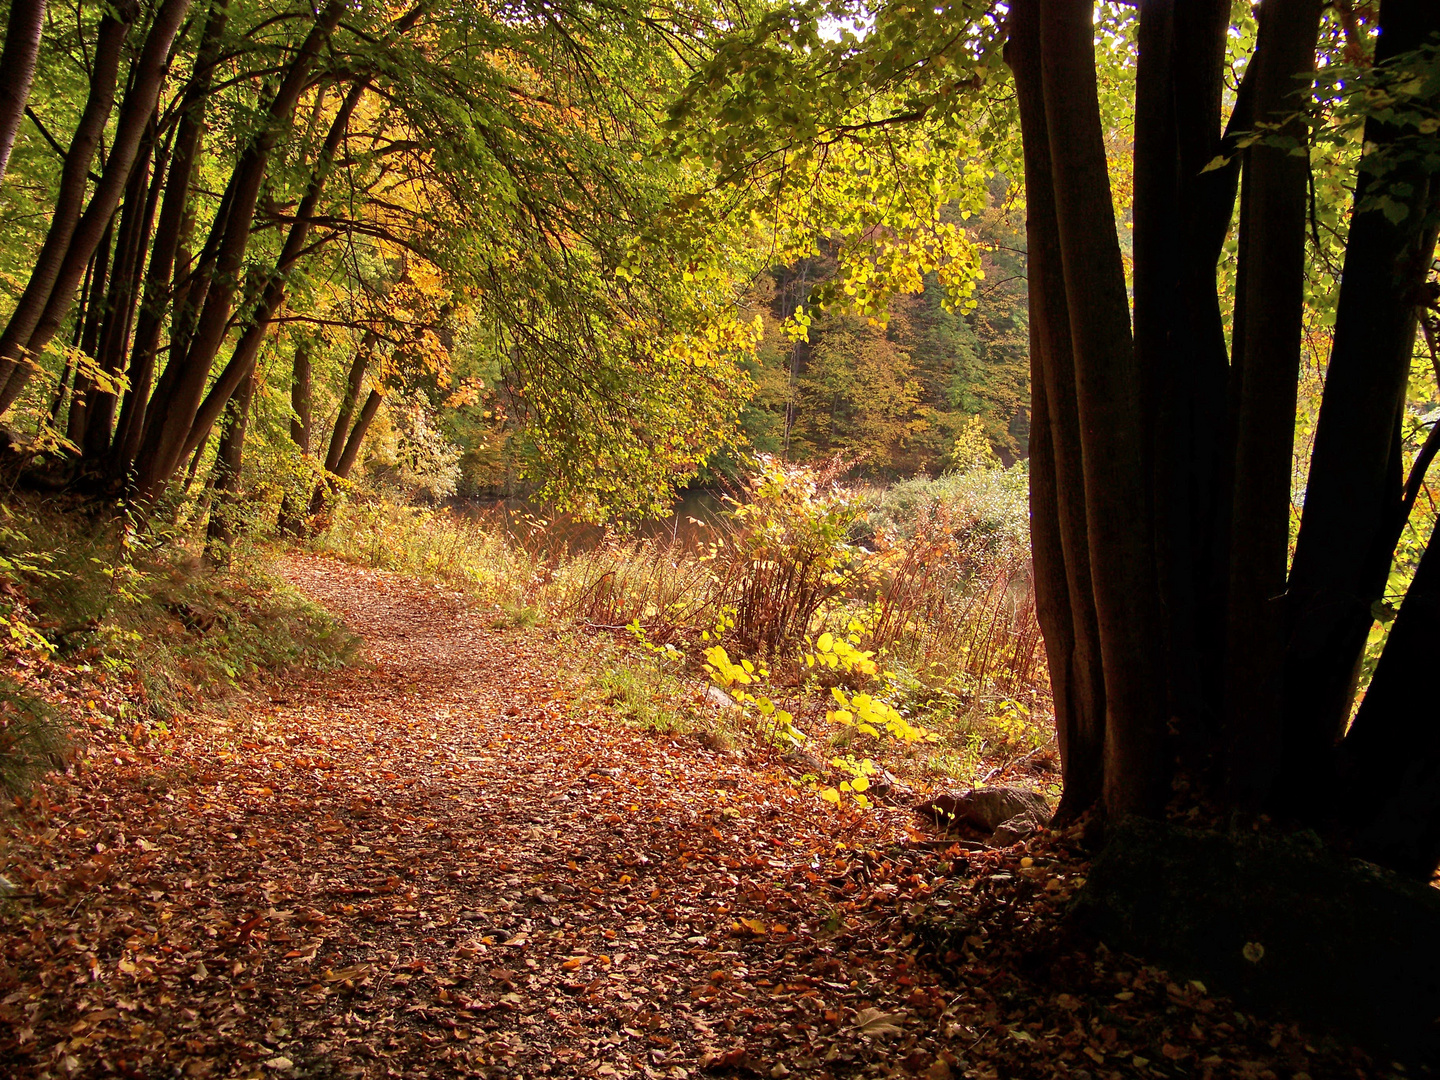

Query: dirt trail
[[1, 554, 960, 1079]]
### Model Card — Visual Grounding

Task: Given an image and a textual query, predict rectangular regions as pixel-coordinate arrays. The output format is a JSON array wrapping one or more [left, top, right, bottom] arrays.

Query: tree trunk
[[179, 78, 367, 464], [1337, 513, 1440, 878], [131, 0, 347, 505], [203, 371, 257, 568], [84, 123, 161, 461], [111, 0, 231, 479], [309, 339, 382, 526], [65, 217, 116, 445], [0, 5, 136, 410], [0, 0, 193, 417], [324, 333, 378, 474], [1134, 0, 1237, 751], [1039, 0, 1166, 816], [1222, 0, 1323, 805], [1005, 0, 1105, 819], [336, 391, 383, 480], [0, 0, 47, 190], [308, 391, 384, 525], [1281, 0, 1440, 792], [277, 343, 313, 537]]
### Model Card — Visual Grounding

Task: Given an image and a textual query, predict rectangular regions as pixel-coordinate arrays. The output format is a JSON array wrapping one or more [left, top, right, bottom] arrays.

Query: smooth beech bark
[[112, 0, 232, 477], [131, 0, 348, 504], [0, 0, 192, 417], [203, 372, 257, 566], [1005, 0, 1105, 819], [1223, 0, 1323, 805], [0, 0, 47, 190], [309, 336, 381, 523], [0, 6, 136, 410], [66, 220, 116, 445], [1339, 516, 1440, 877], [83, 126, 162, 460], [179, 79, 367, 464], [277, 344, 313, 537], [1039, 0, 1166, 816], [1135, 0, 1236, 743], [1282, 0, 1440, 784]]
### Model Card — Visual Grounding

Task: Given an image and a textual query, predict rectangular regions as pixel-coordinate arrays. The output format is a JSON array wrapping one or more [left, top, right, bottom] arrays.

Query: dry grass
[[316, 461, 1052, 787]]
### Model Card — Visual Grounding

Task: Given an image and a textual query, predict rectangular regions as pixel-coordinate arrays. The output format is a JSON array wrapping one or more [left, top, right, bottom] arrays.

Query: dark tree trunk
[[1005, 0, 1105, 820], [84, 123, 162, 461], [131, 0, 348, 505], [1338, 514, 1440, 878], [277, 343, 312, 537], [0, 0, 47, 189], [307, 391, 384, 524], [65, 217, 116, 445], [1281, 0, 1440, 792], [0, 5, 136, 410], [111, 0, 231, 479], [308, 338, 381, 525], [179, 78, 367, 464], [1221, 0, 1322, 805], [1039, 0, 1166, 816], [0, 0, 193, 417], [49, 250, 100, 423], [324, 333, 377, 474], [1134, 0, 1237, 752], [335, 391, 383, 480], [203, 371, 257, 567]]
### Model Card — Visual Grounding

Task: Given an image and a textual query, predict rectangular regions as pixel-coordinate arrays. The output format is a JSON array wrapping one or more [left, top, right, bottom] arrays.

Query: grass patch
[[0, 498, 358, 748], [311, 459, 1053, 792]]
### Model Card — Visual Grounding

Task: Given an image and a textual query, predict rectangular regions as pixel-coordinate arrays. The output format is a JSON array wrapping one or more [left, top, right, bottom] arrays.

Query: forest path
[[2, 553, 964, 1080]]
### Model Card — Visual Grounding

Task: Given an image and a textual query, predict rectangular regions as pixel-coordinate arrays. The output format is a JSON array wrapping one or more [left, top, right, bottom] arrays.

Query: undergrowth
[[315, 458, 1055, 793], [0, 498, 357, 796]]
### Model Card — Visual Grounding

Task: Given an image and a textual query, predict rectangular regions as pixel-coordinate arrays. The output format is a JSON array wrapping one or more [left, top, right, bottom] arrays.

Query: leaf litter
[[0, 554, 1404, 1079]]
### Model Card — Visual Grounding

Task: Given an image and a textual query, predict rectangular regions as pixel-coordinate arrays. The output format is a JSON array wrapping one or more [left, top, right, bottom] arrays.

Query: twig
[[976, 740, 1055, 786]]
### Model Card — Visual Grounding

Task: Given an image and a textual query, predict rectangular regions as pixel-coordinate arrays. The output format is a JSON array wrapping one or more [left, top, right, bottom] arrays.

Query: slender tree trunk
[[0, 0, 193, 417], [50, 251, 99, 423], [307, 391, 385, 525], [84, 124, 161, 461], [203, 371, 256, 567], [335, 391, 383, 480], [179, 79, 367, 464], [277, 343, 312, 536], [1281, 0, 1440, 789], [111, 0, 231, 479], [0, 0, 47, 190], [324, 333, 377, 474], [1006, 0, 1105, 819], [131, 0, 347, 504], [308, 338, 381, 525], [1222, 0, 1323, 805], [66, 217, 118, 446], [0, 5, 136, 410], [1040, 0, 1166, 816], [1337, 512, 1440, 878]]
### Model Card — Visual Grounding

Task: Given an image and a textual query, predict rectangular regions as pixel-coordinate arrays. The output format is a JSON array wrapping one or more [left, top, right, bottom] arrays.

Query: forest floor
[[0, 554, 1399, 1080]]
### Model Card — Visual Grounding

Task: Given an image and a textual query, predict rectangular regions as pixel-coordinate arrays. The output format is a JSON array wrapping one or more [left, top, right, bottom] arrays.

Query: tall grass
[[318, 460, 1049, 750]]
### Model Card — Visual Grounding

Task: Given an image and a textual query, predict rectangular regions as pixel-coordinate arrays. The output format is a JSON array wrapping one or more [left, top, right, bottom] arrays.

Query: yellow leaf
[[850, 776, 869, 793], [820, 788, 841, 804], [817, 632, 834, 652], [740, 917, 767, 935]]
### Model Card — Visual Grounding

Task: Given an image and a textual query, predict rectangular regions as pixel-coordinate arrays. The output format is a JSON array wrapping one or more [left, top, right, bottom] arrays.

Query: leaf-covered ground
[[0, 555, 1400, 1079]]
